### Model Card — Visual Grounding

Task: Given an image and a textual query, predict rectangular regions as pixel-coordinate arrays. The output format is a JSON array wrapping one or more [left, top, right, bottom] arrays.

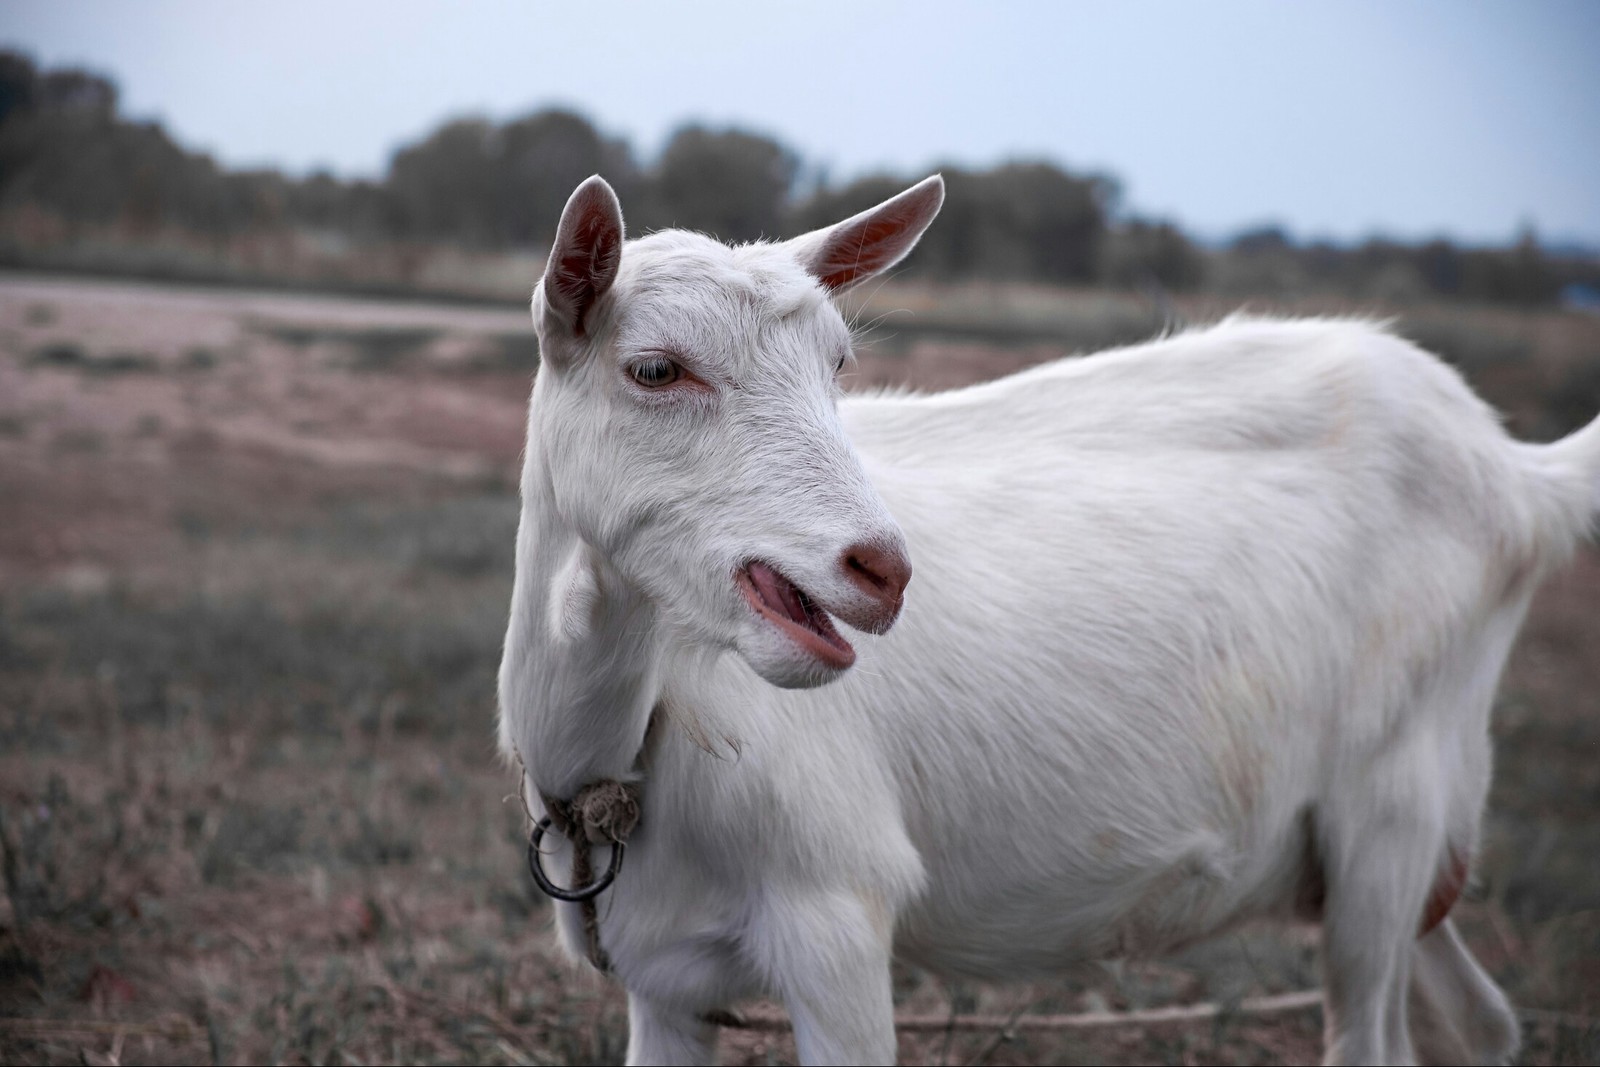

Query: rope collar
[[523, 773, 642, 974]]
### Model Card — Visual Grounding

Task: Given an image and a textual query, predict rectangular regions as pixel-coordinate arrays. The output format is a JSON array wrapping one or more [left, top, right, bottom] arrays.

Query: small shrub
[[28, 341, 85, 368]]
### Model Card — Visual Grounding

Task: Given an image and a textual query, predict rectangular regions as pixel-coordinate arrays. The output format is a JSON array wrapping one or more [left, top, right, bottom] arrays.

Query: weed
[[27, 341, 85, 368], [180, 346, 219, 370], [457, 333, 541, 375], [1547, 358, 1600, 436], [50, 427, 104, 453], [257, 322, 441, 370], [1398, 316, 1531, 373], [88, 350, 158, 374]]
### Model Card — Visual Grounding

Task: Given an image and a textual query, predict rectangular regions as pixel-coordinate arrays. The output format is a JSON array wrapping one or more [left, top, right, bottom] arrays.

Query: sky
[[4, 0, 1598, 247]]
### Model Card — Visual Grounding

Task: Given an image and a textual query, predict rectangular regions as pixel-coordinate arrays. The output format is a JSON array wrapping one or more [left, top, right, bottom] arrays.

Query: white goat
[[497, 174, 1600, 1066]]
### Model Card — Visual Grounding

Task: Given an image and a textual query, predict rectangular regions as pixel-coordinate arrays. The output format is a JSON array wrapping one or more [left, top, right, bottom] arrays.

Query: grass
[[4, 535, 1595, 1066], [0, 493, 549, 1064], [255, 324, 442, 372], [27, 343, 158, 375], [1, 274, 1597, 1064]]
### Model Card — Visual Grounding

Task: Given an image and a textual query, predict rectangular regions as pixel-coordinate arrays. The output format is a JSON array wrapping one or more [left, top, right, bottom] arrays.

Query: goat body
[[498, 175, 1600, 1065]]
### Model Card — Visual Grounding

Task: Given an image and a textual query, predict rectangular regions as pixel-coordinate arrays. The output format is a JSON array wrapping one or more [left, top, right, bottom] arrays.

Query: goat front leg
[[756, 889, 898, 1066], [627, 994, 720, 1066]]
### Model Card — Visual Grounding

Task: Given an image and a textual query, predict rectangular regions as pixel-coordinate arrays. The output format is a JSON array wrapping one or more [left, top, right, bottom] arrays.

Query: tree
[[495, 109, 637, 245], [384, 109, 637, 247], [647, 125, 798, 241], [786, 174, 909, 237], [386, 117, 501, 243], [880, 162, 1112, 282], [974, 162, 1112, 282], [1100, 219, 1204, 292], [0, 49, 38, 126]]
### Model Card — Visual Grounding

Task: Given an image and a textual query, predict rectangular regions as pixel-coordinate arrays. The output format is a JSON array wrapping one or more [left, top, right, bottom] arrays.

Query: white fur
[[498, 175, 1600, 1066]]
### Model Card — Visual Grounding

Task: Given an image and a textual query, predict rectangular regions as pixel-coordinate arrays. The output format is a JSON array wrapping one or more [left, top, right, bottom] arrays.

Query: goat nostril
[[840, 542, 912, 603], [849, 555, 888, 590]]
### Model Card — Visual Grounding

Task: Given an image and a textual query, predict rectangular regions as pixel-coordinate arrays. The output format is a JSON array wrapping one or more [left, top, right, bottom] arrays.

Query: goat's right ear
[[537, 175, 624, 344]]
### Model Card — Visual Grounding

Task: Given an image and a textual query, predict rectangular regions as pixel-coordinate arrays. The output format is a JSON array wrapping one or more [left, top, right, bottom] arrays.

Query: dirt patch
[[0, 277, 531, 584]]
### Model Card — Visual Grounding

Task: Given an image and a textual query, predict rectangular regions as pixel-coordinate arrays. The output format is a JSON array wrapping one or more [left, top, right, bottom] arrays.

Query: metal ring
[[526, 816, 625, 902]]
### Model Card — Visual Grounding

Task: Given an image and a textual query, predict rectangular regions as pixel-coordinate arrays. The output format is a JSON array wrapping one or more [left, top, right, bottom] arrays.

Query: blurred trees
[[913, 163, 1112, 283], [792, 164, 1113, 285], [1203, 224, 1576, 306], [0, 51, 232, 233], [1, 47, 1593, 306], [0, 51, 322, 239], [644, 125, 798, 240], [1100, 218, 1205, 293], [386, 109, 639, 245]]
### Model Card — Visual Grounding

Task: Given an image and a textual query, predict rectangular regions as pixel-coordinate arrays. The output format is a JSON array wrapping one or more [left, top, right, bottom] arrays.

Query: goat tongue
[[739, 560, 856, 669], [748, 561, 809, 626]]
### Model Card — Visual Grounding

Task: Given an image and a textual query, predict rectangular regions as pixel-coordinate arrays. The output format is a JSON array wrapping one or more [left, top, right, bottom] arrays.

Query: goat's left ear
[[538, 175, 624, 343], [785, 174, 945, 293]]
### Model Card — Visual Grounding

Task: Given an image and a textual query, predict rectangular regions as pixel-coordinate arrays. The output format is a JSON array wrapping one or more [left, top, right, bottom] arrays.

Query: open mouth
[[737, 561, 856, 670]]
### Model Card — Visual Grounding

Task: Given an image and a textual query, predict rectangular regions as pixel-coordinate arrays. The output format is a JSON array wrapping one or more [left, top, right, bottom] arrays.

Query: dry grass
[[1, 274, 1597, 1065]]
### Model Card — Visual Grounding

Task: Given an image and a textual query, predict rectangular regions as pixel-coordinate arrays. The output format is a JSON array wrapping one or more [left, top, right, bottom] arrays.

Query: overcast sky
[[5, 0, 1598, 246]]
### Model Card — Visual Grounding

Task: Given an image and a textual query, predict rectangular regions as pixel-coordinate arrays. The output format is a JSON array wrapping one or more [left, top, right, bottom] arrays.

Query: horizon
[[4, 0, 1599, 249]]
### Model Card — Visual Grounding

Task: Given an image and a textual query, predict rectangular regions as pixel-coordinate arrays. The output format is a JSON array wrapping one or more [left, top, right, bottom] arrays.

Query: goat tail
[[1523, 410, 1600, 551]]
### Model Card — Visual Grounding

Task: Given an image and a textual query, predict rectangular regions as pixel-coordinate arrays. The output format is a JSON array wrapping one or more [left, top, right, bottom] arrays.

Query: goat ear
[[786, 174, 945, 293], [539, 175, 624, 340]]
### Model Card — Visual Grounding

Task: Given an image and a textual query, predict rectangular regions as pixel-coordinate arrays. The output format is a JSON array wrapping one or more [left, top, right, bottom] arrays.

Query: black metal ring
[[526, 816, 625, 902]]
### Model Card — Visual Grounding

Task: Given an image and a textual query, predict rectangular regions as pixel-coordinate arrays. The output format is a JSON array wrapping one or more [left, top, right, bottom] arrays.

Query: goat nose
[[840, 541, 913, 624]]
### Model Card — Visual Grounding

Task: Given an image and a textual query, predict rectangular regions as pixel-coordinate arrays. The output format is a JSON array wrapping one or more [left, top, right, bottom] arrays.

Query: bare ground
[[1, 273, 1597, 1065]]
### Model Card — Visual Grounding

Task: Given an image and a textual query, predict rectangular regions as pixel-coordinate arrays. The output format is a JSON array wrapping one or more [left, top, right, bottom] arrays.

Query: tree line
[[1, 49, 1594, 305]]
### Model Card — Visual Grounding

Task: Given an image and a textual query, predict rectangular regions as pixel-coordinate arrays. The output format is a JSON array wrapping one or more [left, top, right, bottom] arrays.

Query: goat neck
[[498, 424, 661, 802]]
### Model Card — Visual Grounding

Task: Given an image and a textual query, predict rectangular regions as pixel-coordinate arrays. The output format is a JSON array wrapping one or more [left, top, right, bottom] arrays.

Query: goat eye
[[630, 357, 681, 388]]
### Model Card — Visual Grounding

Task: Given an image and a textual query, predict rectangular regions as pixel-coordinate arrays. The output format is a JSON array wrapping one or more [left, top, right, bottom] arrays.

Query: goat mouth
[[737, 561, 856, 670]]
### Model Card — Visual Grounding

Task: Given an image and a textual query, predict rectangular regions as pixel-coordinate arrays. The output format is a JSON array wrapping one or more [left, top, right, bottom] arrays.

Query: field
[[1, 271, 1597, 1065]]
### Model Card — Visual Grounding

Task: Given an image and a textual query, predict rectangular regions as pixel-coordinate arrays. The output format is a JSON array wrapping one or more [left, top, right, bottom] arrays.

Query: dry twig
[[0, 1016, 196, 1040], [721, 989, 1326, 1034]]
